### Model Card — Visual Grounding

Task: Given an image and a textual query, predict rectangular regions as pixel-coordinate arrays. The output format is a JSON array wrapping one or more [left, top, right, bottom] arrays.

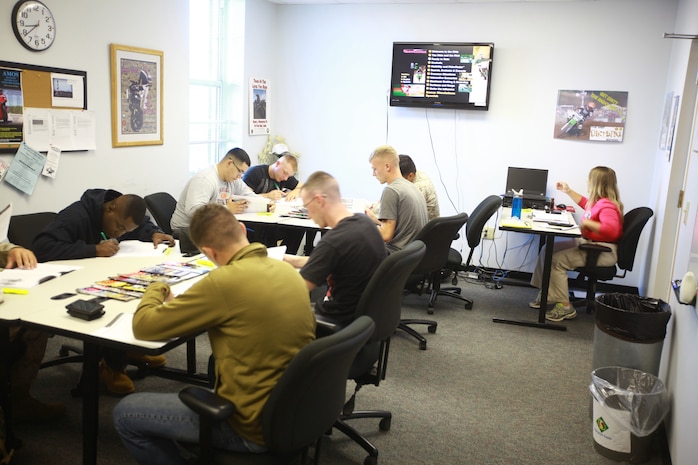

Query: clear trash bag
[[589, 366, 669, 437]]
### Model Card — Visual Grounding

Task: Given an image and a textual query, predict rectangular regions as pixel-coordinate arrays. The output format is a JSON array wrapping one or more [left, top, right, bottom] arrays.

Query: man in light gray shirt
[[365, 145, 428, 253], [171, 147, 262, 234]]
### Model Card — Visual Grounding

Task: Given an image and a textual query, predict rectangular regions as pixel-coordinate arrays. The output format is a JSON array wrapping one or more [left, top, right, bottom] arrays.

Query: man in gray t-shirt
[[365, 145, 428, 253]]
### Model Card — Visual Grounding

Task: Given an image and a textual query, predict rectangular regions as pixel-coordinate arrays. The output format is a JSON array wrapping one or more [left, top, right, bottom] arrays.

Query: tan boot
[[10, 389, 65, 424], [126, 352, 167, 368], [99, 360, 135, 396]]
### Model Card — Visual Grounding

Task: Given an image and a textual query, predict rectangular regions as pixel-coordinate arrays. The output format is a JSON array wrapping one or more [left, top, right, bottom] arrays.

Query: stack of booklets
[[77, 261, 213, 301]]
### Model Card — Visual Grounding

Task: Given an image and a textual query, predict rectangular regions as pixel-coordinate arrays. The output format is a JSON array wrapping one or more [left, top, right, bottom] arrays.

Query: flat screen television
[[389, 42, 494, 110]]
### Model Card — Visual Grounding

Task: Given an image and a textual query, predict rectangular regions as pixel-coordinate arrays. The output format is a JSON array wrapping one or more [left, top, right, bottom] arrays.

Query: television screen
[[390, 42, 494, 110]]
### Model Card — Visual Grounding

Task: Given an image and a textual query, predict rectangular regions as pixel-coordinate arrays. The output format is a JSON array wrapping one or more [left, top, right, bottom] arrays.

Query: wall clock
[[11, 0, 56, 52]]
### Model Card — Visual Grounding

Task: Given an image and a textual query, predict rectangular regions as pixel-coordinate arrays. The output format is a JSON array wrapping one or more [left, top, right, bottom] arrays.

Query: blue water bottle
[[511, 189, 523, 219]]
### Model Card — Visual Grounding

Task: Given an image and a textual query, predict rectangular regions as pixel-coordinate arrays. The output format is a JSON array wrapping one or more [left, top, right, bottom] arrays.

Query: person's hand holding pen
[[226, 198, 249, 214], [263, 190, 285, 201], [285, 188, 300, 201], [97, 232, 120, 257]]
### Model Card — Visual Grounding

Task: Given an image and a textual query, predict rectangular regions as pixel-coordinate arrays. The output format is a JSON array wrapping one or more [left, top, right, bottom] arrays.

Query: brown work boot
[[10, 389, 65, 424], [99, 360, 135, 396], [126, 353, 167, 368]]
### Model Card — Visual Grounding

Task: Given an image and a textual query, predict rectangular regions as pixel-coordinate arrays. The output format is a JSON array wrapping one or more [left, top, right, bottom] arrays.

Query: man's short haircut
[[223, 147, 251, 166], [279, 154, 298, 172], [189, 203, 244, 250], [369, 145, 399, 165], [120, 194, 146, 224], [302, 171, 341, 200], [399, 155, 417, 176]]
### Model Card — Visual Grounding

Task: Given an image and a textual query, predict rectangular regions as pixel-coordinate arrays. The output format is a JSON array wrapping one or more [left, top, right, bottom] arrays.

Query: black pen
[[38, 275, 56, 284]]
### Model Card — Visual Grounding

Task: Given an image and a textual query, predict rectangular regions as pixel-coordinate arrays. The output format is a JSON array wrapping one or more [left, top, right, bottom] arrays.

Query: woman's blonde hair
[[587, 166, 623, 216]]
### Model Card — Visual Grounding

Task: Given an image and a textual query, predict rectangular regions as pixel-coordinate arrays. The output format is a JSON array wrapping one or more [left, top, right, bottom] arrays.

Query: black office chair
[[571, 207, 653, 313], [144, 192, 177, 235], [399, 213, 469, 350], [7, 212, 57, 248], [178, 316, 376, 465], [316, 240, 425, 465], [443, 195, 503, 309]]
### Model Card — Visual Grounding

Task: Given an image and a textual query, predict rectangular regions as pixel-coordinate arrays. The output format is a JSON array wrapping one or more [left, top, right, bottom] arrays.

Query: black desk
[[494, 211, 581, 331]]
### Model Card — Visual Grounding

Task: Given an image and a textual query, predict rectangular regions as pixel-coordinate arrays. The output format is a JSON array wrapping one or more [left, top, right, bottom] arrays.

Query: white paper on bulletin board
[[51, 72, 86, 108], [23, 107, 96, 151]]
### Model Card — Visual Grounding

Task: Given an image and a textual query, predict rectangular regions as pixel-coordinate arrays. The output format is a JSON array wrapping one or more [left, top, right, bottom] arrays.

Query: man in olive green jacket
[[113, 203, 315, 464]]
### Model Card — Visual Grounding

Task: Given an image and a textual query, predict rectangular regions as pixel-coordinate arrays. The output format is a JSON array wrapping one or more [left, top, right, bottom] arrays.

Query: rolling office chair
[[144, 192, 177, 235], [317, 240, 426, 465], [7, 212, 85, 369], [570, 207, 654, 313], [178, 316, 376, 465], [442, 195, 503, 309], [399, 213, 469, 350]]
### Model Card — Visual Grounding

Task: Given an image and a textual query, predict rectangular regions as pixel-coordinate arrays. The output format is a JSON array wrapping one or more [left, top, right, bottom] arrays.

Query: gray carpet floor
[[12, 279, 668, 464]]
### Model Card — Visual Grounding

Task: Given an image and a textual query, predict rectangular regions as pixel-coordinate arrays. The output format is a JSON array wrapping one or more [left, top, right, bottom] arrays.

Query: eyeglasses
[[231, 162, 247, 177], [303, 194, 326, 209]]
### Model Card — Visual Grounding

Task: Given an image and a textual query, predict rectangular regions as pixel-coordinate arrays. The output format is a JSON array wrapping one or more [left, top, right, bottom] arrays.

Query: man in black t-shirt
[[284, 171, 386, 325]]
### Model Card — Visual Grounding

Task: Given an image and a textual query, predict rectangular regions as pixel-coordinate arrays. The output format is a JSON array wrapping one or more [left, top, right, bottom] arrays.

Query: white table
[[0, 247, 207, 465], [495, 208, 582, 331]]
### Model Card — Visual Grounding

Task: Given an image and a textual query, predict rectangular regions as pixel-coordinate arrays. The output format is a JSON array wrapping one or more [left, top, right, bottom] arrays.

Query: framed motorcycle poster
[[110, 44, 163, 147], [553, 90, 628, 142]]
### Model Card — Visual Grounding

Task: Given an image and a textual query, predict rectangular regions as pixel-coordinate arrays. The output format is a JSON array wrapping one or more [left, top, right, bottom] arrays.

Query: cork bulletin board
[[0, 60, 87, 151]]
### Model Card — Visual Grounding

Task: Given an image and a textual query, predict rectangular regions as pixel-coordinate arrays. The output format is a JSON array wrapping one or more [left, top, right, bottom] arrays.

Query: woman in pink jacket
[[530, 166, 624, 322]]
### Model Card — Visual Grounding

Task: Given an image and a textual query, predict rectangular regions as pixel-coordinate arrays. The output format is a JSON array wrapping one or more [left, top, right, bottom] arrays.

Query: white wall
[[0, 0, 190, 215], [265, 0, 676, 290]]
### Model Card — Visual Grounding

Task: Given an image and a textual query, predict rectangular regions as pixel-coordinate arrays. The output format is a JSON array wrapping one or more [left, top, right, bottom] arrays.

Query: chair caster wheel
[[427, 324, 437, 333], [379, 417, 391, 431], [419, 340, 427, 350], [364, 455, 378, 465], [427, 308, 434, 315], [451, 277, 458, 285], [464, 301, 473, 310]]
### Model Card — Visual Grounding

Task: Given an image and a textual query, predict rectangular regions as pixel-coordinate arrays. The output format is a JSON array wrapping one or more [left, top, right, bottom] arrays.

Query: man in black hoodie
[[32, 189, 175, 395]]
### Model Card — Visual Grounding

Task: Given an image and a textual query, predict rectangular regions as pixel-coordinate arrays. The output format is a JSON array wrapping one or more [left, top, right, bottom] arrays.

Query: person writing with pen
[[31, 188, 175, 395], [242, 146, 306, 254], [170, 147, 272, 240], [529, 166, 623, 322]]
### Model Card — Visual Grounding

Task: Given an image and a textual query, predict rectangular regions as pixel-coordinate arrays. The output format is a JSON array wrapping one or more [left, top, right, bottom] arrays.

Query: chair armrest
[[579, 242, 613, 268], [179, 386, 236, 421], [314, 313, 345, 338]]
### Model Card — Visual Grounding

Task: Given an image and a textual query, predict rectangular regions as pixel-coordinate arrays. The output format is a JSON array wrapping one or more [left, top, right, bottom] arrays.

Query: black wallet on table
[[66, 299, 105, 321]]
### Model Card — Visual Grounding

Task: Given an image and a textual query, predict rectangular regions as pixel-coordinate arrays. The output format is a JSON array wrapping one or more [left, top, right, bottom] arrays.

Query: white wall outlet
[[482, 227, 495, 240]]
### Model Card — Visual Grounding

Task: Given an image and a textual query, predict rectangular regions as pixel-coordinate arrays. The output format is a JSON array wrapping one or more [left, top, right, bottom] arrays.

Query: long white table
[[495, 208, 582, 331], [0, 247, 208, 465]]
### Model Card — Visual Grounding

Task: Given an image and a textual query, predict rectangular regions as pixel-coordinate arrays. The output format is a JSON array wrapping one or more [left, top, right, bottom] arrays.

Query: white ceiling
[[267, 0, 599, 4]]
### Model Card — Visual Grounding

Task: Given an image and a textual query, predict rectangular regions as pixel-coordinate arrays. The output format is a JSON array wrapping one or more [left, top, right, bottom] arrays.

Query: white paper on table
[[114, 241, 172, 257], [0, 263, 82, 289], [266, 245, 286, 261], [232, 195, 270, 213]]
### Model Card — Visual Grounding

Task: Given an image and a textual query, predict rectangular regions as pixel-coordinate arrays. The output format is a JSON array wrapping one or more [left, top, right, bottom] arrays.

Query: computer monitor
[[505, 167, 548, 199]]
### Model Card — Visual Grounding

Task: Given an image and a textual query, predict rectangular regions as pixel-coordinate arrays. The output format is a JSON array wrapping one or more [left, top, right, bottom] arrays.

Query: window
[[189, 0, 244, 174]]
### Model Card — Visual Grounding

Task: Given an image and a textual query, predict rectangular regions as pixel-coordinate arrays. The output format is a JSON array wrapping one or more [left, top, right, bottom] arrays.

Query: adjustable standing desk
[[0, 249, 208, 465], [494, 208, 581, 331]]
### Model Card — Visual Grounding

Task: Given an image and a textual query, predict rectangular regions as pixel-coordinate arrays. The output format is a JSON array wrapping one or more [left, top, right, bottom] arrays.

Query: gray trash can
[[590, 367, 669, 463], [592, 293, 671, 376]]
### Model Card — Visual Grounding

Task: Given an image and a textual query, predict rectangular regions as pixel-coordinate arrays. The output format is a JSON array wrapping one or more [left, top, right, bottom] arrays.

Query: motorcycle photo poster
[[553, 90, 628, 142], [110, 44, 163, 147]]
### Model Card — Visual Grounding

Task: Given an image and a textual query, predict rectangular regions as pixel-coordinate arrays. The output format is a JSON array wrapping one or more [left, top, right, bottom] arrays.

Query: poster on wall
[[249, 78, 269, 136], [553, 90, 628, 142], [0, 67, 24, 146]]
